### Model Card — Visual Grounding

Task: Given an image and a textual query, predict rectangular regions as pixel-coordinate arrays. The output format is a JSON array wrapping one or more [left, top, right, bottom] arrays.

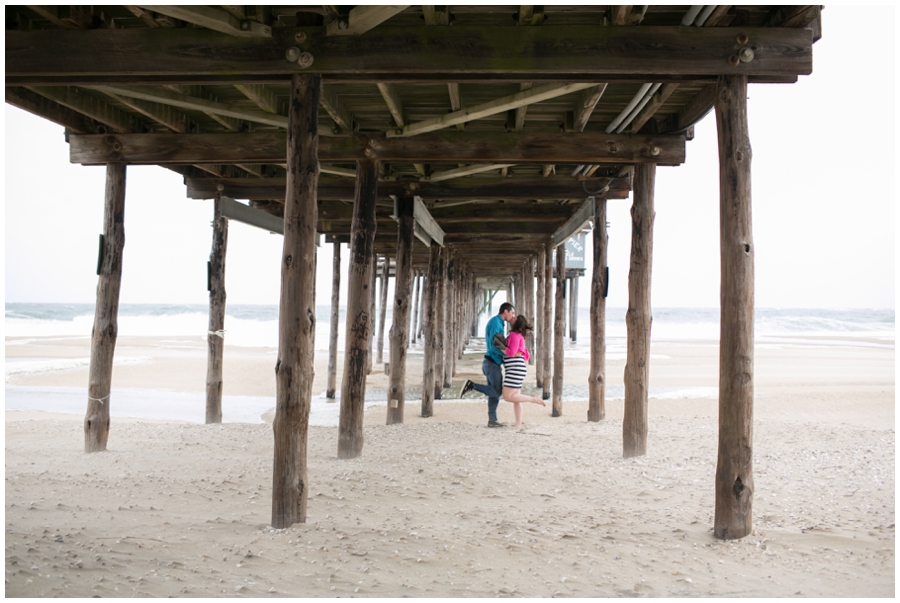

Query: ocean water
[[5, 303, 894, 423]]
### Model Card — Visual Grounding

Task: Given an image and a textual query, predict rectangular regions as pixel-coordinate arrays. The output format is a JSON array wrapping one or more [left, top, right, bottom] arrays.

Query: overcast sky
[[4, 6, 896, 310]]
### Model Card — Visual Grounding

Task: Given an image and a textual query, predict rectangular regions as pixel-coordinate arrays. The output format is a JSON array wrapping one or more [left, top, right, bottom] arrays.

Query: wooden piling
[[535, 247, 545, 388], [588, 198, 608, 422], [525, 256, 536, 366], [552, 242, 565, 417], [433, 252, 445, 399], [623, 163, 656, 458], [411, 270, 421, 344], [271, 73, 320, 527], [338, 159, 378, 460], [376, 255, 390, 366], [387, 196, 415, 425], [569, 275, 579, 342], [421, 242, 441, 417], [443, 249, 455, 388], [714, 74, 755, 540], [542, 238, 553, 400], [205, 194, 228, 424], [84, 162, 126, 453], [326, 240, 341, 399], [367, 258, 376, 374]]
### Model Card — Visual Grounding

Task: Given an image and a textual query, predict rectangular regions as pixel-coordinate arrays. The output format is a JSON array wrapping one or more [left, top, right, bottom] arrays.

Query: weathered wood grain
[[552, 242, 565, 416], [386, 196, 415, 424], [714, 75, 754, 541], [69, 131, 687, 165], [588, 198, 608, 422], [205, 195, 228, 424], [326, 240, 341, 399], [421, 243, 441, 417]]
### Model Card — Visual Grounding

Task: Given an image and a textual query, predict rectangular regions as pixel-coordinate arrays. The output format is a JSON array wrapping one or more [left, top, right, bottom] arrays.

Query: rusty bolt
[[736, 33, 749, 45], [240, 20, 250, 31], [338, 19, 348, 30], [650, 146, 661, 156], [285, 47, 301, 62], [738, 47, 755, 63], [728, 54, 740, 67], [364, 148, 374, 157], [295, 31, 307, 44], [297, 52, 314, 68], [216, 183, 225, 192]]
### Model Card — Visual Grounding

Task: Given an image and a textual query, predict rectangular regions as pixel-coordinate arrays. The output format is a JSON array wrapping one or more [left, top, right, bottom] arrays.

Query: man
[[459, 302, 516, 427]]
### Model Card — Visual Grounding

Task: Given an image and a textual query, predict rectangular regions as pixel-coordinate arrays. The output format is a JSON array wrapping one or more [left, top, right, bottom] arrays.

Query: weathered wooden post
[[376, 255, 390, 366], [387, 196, 415, 425], [338, 159, 378, 460], [714, 74, 755, 540], [418, 272, 427, 341], [535, 247, 545, 388], [433, 252, 445, 399], [271, 73, 320, 527], [326, 239, 341, 400], [367, 259, 376, 374], [525, 256, 536, 366], [623, 163, 655, 458], [541, 238, 553, 400], [588, 198, 608, 422], [442, 249, 455, 388], [411, 270, 421, 344], [552, 242, 565, 417], [421, 242, 441, 417], [205, 194, 228, 424], [84, 162, 126, 453], [569, 275, 579, 342]]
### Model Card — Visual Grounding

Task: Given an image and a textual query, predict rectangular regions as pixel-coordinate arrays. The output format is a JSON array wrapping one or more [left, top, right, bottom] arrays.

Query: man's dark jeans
[[473, 357, 503, 422]]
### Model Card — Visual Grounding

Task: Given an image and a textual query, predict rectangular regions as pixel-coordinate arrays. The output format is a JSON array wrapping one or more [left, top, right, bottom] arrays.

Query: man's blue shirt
[[485, 314, 506, 366]]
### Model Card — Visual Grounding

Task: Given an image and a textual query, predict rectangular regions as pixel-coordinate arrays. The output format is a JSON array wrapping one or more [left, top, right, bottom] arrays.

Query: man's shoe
[[487, 420, 505, 428], [459, 379, 475, 398]]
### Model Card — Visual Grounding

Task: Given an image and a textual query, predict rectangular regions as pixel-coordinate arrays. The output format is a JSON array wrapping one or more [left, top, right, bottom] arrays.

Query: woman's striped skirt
[[502, 355, 527, 389]]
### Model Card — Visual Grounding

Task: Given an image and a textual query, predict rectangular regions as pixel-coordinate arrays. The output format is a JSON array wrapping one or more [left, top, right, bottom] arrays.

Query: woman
[[501, 315, 545, 429]]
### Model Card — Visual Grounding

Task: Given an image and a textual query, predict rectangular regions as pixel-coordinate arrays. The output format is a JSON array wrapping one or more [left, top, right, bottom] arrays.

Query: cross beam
[[6, 26, 813, 85], [69, 131, 686, 165]]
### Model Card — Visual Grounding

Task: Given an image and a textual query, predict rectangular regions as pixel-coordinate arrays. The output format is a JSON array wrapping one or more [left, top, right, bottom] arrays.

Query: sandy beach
[[5, 332, 895, 597]]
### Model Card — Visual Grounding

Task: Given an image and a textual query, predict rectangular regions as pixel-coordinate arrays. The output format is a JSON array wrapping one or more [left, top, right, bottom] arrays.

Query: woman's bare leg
[[503, 387, 547, 407], [513, 402, 523, 428]]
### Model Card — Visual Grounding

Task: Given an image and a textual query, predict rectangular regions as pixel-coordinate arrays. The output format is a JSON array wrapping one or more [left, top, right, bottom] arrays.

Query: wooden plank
[[234, 83, 280, 114], [376, 83, 406, 128], [6, 86, 100, 133], [137, 5, 271, 37], [412, 197, 445, 247], [573, 84, 608, 132], [102, 91, 191, 133], [389, 83, 598, 137], [271, 74, 320, 528], [319, 83, 354, 133], [338, 159, 379, 459], [186, 175, 632, 202], [514, 83, 532, 131], [69, 131, 687, 165], [84, 162, 126, 453], [205, 194, 228, 423], [6, 26, 814, 85], [89, 84, 288, 129], [552, 197, 594, 247], [326, 5, 410, 36], [623, 163, 655, 458], [714, 74, 754, 541], [28, 86, 143, 133], [677, 84, 717, 131]]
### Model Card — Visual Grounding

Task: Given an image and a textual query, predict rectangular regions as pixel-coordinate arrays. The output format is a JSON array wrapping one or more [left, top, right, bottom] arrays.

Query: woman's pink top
[[505, 331, 530, 361]]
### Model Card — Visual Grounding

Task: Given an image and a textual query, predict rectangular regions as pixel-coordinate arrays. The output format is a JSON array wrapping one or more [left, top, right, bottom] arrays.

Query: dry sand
[[5, 334, 895, 597]]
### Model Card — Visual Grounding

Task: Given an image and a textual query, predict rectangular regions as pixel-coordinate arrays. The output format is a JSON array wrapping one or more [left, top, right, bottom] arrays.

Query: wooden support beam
[[427, 163, 514, 182], [164, 84, 245, 132], [89, 85, 287, 129], [69, 131, 687, 165], [320, 83, 354, 133], [552, 242, 565, 416], [123, 5, 162, 28], [326, 241, 341, 399], [623, 163, 655, 458], [84, 162, 126, 453], [219, 196, 284, 234], [234, 83, 280, 114], [421, 242, 441, 416], [377, 83, 406, 128], [588, 198, 608, 422], [137, 5, 272, 37], [376, 255, 390, 366], [205, 194, 228, 424], [186, 175, 632, 202], [388, 83, 598, 137], [338, 159, 379, 459], [541, 240, 552, 399], [631, 82, 679, 133], [387, 196, 415, 424], [6, 26, 813, 86], [271, 74, 320, 529], [609, 5, 632, 25], [514, 83, 532, 131], [714, 74, 754, 541], [28, 86, 144, 133], [102, 90, 191, 133], [6, 86, 101, 133], [552, 197, 595, 247], [326, 5, 410, 36]]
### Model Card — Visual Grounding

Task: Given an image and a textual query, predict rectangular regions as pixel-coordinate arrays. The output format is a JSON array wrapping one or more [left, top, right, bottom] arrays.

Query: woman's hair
[[510, 315, 533, 335]]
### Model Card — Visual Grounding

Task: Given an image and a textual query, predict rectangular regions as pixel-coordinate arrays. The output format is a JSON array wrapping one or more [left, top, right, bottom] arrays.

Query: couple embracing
[[459, 302, 545, 429]]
